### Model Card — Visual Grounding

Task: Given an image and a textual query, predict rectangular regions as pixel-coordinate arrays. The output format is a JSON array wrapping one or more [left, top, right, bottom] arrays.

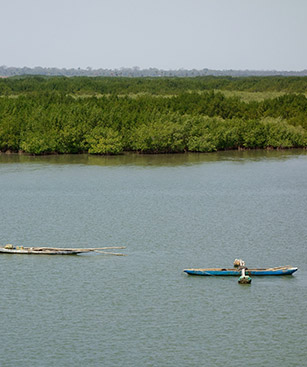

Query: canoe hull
[[0, 248, 84, 255], [184, 267, 298, 276], [0, 246, 125, 256]]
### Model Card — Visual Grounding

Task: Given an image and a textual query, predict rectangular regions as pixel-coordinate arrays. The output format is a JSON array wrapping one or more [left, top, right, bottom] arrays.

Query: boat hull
[[183, 266, 298, 276], [0, 248, 83, 255]]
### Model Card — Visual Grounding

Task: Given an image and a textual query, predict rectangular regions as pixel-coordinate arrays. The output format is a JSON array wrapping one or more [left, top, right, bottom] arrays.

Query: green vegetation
[[0, 76, 306, 154]]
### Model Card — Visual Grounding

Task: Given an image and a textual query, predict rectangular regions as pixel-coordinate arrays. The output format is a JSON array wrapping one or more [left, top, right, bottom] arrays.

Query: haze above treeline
[[1, 66, 307, 78]]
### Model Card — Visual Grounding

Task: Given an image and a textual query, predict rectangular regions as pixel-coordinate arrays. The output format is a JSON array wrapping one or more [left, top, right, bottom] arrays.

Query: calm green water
[[0, 151, 306, 367]]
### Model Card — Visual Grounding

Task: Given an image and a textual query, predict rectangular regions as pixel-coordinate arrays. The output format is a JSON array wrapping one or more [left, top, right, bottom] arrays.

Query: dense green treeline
[[0, 77, 306, 154], [1, 75, 307, 95]]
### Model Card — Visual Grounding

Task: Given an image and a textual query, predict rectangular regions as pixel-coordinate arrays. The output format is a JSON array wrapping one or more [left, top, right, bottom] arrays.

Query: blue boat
[[183, 266, 298, 276]]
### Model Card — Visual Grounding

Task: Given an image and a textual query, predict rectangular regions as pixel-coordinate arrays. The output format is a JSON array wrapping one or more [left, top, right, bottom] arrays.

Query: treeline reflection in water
[[0, 149, 306, 167]]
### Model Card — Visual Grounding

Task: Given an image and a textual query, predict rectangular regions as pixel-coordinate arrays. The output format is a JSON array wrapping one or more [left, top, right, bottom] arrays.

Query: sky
[[1, 0, 306, 71]]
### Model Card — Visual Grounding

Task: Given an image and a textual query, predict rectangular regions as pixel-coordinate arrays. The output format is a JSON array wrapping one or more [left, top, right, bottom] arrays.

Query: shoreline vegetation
[[0, 76, 307, 155]]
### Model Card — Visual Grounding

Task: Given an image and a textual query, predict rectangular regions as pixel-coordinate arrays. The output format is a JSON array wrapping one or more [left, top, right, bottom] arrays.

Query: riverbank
[[1, 145, 306, 157]]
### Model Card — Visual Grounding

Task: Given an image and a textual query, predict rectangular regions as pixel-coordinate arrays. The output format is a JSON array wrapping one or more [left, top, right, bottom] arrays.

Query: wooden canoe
[[0, 246, 126, 255], [183, 266, 298, 276], [0, 247, 87, 255]]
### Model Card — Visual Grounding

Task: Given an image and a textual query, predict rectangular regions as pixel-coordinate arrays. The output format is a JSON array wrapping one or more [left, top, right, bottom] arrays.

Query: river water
[[0, 150, 306, 367]]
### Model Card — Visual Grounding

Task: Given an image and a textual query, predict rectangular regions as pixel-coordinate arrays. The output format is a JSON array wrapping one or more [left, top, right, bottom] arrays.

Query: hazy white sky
[[1, 0, 306, 70]]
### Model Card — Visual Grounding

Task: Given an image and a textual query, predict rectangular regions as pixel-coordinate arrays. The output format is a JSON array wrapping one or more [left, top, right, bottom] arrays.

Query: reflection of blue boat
[[183, 266, 298, 276]]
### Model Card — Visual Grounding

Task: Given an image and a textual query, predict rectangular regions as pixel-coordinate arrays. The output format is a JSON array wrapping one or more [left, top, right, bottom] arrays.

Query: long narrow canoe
[[183, 266, 298, 276], [0, 246, 126, 255], [0, 248, 86, 255]]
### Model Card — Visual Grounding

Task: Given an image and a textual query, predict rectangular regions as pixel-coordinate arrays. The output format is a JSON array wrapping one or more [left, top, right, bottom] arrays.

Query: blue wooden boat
[[183, 266, 298, 276]]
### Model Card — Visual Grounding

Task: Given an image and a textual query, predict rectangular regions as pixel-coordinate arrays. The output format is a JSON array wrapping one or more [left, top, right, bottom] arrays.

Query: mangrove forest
[[0, 75, 307, 154]]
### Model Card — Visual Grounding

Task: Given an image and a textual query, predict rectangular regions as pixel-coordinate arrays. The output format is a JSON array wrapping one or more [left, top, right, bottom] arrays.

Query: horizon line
[[1, 65, 307, 72]]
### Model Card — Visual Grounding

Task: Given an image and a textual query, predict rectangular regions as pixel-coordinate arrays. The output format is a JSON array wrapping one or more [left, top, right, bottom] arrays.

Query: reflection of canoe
[[183, 266, 298, 276]]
